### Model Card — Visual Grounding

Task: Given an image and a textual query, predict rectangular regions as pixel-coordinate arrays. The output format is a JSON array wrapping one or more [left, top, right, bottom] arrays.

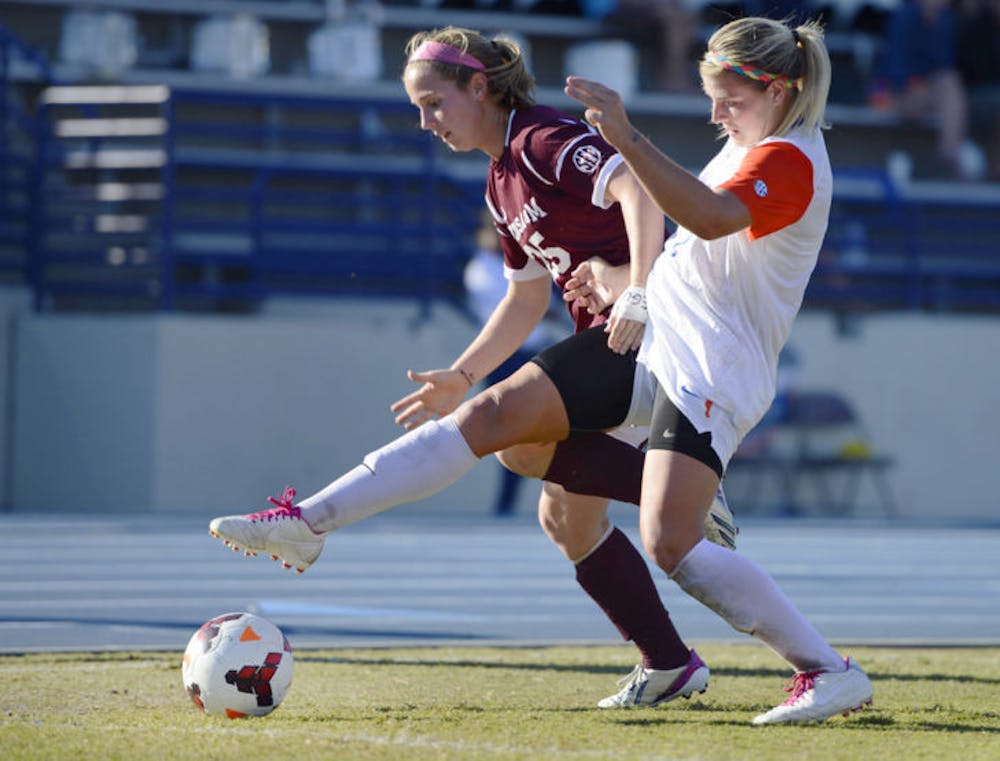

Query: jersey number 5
[[523, 231, 571, 277]]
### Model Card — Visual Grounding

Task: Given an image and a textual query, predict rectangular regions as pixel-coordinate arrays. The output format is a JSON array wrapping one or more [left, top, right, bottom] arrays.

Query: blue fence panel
[[0, 24, 52, 283], [27, 84, 482, 312], [162, 88, 480, 313], [15, 75, 1000, 315], [808, 169, 1000, 312]]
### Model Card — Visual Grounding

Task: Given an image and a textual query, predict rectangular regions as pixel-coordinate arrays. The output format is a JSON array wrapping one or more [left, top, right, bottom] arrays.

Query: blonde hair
[[700, 17, 832, 135], [403, 27, 535, 112]]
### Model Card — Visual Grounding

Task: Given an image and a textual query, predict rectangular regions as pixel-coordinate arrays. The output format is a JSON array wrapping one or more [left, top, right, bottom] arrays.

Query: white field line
[[0, 659, 170, 674], [66, 722, 687, 760]]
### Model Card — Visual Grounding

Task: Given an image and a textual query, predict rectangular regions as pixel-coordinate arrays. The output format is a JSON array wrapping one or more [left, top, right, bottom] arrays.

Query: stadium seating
[[1, 3, 999, 315], [27, 84, 479, 311], [727, 390, 898, 517]]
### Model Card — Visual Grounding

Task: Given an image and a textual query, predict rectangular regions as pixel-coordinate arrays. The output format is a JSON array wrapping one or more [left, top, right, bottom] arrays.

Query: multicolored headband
[[408, 41, 485, 71], [704, 52, 802, 91]]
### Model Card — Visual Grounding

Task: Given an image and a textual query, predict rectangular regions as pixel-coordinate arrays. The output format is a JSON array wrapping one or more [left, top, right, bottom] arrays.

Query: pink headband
[[408, 41, 486, 71]]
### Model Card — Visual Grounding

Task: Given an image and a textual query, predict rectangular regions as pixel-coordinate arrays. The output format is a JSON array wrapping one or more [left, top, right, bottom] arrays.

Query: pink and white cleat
[[209, 487, 326, 573], [597, 649, 710, 708], [753, 657, 873, 724]]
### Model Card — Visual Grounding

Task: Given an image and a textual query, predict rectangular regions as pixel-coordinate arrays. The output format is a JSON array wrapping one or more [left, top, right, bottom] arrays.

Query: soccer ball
[[182, 612, 293, 718]]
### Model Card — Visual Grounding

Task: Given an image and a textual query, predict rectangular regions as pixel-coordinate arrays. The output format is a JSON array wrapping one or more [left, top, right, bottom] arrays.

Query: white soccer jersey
[[636, 126, 832, 462]]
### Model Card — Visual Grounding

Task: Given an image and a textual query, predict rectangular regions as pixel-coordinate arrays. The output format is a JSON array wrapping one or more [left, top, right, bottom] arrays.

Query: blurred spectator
[[412, 0, 581, 12], [463, 212, 570, 515], [867, 0, 979, 180], [580, 0, 700, 92], [956, 0, 1000, 180], [701, 1, 816, 26]]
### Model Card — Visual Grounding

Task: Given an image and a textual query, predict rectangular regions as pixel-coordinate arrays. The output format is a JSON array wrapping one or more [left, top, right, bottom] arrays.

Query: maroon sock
[[544, 432, 643, 505], [575, 527, 689, 670]]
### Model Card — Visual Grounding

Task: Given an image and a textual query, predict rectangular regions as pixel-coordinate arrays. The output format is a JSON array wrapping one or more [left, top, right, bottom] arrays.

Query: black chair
[[728, 391, 898, 517]]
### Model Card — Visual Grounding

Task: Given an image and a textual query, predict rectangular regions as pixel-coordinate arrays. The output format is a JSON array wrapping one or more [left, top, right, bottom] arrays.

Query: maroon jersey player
[[388, 26, 735, 686], [486, 104, 631, 333]]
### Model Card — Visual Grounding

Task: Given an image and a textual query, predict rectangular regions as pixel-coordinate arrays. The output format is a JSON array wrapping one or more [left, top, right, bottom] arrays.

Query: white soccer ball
[[182, 612, 294, 718]]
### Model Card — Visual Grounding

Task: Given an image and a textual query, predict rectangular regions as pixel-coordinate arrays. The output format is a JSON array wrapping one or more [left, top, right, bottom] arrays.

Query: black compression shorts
[[648, 384, 724, 478], [530, 325, 635, 432], [532, 325, 724, 478]]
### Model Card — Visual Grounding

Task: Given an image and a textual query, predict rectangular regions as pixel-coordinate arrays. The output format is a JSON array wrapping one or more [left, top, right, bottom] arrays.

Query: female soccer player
[[388, 25, 733, 531], [210, 17, 873, 723], [392, 26, 736, 683]]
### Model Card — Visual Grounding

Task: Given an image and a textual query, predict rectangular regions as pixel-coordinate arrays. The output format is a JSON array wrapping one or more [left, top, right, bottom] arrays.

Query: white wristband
[[610, 285, 648, 323]]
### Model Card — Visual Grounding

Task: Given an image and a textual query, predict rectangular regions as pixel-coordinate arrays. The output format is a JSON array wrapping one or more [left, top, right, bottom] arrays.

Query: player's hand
[[389, 368, 470, 430], [564, 76, 634, 149], [564, 258, 619, 315], [605, 286, 647, 354]]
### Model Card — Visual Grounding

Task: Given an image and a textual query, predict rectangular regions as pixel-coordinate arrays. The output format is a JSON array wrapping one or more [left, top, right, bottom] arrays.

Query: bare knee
[[641, 526, 701, 576], [454, 389, 507, 457], [638, 450, 719, 574], [495, 443, 553, 479], [454, 367, 567, 457], [537, 486, 610, 562]]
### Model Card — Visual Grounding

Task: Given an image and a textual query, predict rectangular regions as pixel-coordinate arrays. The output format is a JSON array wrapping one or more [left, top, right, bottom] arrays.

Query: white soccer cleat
[[705, 485, 738, 550], [752, 658, 873, 725], [209, 487, 326, 573], [598, 649, 710, 708]]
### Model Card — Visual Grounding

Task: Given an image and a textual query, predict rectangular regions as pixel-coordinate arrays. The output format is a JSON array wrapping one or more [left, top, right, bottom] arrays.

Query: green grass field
[[2, 643, 998, 760]]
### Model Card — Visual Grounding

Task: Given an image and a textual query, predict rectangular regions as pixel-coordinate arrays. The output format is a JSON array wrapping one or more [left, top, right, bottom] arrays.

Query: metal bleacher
[[2, 3, 1000, 316], [30, 83, 480, 311], [0, 24, 48, 284], [816, 170, 1000, 313]]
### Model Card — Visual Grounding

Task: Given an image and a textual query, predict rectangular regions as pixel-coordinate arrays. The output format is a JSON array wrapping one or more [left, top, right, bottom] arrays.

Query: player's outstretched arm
[[565, 76, 749, 240], [602, 164, 663, 353], [391, 276, 553, 430]]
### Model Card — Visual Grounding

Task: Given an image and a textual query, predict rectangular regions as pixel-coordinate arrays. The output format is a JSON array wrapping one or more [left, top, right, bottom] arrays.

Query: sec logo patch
[[572, 144, 603, 174], [754, 179, 768, 197]]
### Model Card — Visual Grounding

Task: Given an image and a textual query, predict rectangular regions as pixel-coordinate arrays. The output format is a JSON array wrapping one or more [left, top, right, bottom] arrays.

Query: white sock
[[671, 539, 843, 673], [298, 416, 479, 533]]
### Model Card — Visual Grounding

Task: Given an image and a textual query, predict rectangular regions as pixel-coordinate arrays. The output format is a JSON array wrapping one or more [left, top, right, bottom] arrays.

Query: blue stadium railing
[[165, 89, 481, 313], [10, 59, 1000, 315], [0, 25, 51, 283], [817, 169, 1000, 312], [29, 84, 483, 314]]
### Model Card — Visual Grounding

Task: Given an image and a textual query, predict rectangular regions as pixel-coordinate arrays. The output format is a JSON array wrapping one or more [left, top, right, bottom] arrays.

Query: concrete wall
[[9, 298, 532, 516], [0, 286, 31, 509], [13, 315, 157, 511], [788, 312, 1000, 520], [6, 295, 1000, 521]]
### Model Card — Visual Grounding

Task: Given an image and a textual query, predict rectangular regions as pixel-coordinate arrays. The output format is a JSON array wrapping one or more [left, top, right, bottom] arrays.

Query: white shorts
[[606, 423, 650, 450], [623, 358, 741, 469]]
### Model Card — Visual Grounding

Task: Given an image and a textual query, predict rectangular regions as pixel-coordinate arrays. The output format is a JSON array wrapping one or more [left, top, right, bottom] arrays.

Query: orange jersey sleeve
[[717, 142, 813, 240]]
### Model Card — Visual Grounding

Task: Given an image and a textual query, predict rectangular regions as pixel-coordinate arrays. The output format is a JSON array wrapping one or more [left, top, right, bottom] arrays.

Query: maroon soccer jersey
[[485, 105, 632, 332]]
